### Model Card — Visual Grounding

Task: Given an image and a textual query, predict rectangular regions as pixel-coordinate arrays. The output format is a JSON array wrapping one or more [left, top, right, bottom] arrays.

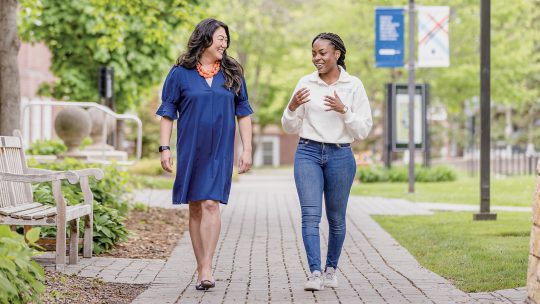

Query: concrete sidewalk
[[129, 170, 526, 303]]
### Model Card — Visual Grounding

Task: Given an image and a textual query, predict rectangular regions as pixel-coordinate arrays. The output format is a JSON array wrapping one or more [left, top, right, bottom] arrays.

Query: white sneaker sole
[[324, 281, 338, 288], [304, 285, 325, 291]]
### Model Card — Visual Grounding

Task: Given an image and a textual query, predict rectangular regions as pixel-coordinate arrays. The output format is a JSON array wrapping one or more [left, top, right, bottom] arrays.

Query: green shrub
[[357, 165, 457, 183], [0, 225, 45, 304], [387, 166, 409, 182], [92, 203, 129, 254], [25, 139, 66, 155], [357, 166, 388, 183], [127, 158, 164, 176], [416, 166, 457, 182], [30, 158, 130, 254], [129, 175, 174, 189]]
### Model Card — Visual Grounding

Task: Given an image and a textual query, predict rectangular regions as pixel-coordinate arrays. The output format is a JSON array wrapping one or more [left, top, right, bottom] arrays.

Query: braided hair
[[312, 33, 347, 70]]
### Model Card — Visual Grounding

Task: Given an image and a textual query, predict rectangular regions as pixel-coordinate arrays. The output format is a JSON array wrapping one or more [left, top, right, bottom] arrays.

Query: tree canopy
[[19, 0, 200, 112]]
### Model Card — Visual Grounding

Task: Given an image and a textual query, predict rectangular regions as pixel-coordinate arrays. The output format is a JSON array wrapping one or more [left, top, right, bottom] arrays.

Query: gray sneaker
[[323, 267, 338, 288], [304, 270, 324, 291]]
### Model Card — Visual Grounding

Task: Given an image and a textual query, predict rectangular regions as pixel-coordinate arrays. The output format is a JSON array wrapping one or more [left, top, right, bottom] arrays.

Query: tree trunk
[[0, 0, 21, 135]]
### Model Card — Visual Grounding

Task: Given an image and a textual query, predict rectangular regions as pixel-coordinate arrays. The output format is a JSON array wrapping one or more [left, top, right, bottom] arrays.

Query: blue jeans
[[294, 138, 357, 273]]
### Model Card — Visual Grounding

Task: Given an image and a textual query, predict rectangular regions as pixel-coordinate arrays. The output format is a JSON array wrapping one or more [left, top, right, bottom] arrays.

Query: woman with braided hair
[[282, 32, 372, 291]]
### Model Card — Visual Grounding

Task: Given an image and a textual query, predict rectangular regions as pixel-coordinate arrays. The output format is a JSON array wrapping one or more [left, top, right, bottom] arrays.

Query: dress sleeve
[[281, 79, 305, 134], [156, 66, 181, 120], [342, 79, 373, 140], [235, 77, 254, 117]]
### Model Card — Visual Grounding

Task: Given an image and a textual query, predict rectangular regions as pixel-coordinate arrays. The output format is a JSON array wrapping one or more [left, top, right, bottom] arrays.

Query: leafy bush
[[129, 175, 174, 190], [30, 158, 130, 254], [357, 165, 457, 183], [416, 166, 457, 182], [387, 166, 409, 182], [357, 166, 388, 183], [127, 158, 165, 176], [26, 139, 67, 155], [0, 225, 45, 303], [92, 203, 129, 254]]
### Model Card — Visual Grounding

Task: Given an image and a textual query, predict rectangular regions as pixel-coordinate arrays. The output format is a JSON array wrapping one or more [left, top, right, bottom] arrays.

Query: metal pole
[[474, 0, 496, 220], [408, 0, 416, 193]]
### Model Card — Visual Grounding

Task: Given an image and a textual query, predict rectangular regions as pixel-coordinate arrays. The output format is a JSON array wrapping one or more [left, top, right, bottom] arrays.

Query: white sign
[[417, 6, 450, 67]]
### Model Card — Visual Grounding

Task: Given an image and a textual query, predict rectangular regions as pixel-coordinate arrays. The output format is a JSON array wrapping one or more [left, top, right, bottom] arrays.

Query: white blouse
[[281, 67, 373, 144]]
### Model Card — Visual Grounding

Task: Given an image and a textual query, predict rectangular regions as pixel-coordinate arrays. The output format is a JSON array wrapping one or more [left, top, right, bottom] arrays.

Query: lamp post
[[408, 0, 416, 193], [474, 0, 496, 221]]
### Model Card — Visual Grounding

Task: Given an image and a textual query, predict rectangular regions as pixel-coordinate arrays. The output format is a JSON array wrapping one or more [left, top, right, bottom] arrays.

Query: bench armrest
[[27, 168, 104, 181], [70, 168, 104, 180], [0, 171, 79, 184]]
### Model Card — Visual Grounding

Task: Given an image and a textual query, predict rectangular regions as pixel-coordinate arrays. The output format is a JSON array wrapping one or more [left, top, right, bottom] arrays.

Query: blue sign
[[375, 8, 405, 68]]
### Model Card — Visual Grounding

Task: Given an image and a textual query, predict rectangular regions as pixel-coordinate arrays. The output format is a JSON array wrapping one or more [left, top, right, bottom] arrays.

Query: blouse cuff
[[156, 103, 178, 120], [343, 110, 355, 123], [235, 102, 254, 117], [283, 107, 297, 120]]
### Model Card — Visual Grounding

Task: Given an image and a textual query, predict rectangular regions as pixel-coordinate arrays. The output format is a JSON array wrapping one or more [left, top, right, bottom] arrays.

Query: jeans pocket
[[337, 144, 351, 150]]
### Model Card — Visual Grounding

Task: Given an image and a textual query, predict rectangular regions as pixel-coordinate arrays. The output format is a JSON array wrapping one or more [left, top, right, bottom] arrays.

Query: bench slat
[[24, 207, 57, 220], [0, 203, 42, 215], [12, 205, 55, 219]]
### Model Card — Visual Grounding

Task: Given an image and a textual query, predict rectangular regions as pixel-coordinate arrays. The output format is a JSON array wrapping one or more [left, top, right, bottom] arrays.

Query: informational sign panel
[[389, 84, 427, 151], [417, 6, 450, 67], [375, 8, 404, 68]]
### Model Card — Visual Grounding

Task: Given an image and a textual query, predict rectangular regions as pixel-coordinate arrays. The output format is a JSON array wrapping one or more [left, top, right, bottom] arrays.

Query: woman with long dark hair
[[157, 18, 253, 291], [282, 33, 372, 291]]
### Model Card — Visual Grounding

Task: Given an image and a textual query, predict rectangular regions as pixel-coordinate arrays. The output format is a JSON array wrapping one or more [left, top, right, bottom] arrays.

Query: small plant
[[0, 225, 45, 304], [132, 202, 149, 212], [92, 203, 128, 254], [26, 139, 67, 155]]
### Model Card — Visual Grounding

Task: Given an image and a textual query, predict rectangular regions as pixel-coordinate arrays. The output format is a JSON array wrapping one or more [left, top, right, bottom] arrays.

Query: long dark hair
[[176, 18, 244, 94], [312, 33, 347, 70]]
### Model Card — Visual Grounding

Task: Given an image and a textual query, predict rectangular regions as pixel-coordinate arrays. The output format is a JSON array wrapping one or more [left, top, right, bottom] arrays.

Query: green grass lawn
[[351, 175, 537, 207], [373, 211, 530, 292]]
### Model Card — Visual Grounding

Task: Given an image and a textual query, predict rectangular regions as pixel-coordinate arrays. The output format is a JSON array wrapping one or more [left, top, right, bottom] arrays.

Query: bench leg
[[55, 220, 66, 271], [69, 218, 79, 265], [83, 213, 93, 258]]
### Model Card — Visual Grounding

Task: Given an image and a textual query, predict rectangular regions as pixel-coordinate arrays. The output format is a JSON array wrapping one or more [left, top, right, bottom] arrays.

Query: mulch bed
[[98, 207, 189, 259], [42, 270, 148, 304], [42, 207, 189, 302]]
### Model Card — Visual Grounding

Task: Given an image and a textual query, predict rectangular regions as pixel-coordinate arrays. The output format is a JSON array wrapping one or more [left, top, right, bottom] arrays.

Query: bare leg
[[189, 202, 204, 283], [199, 200, 221, 281]]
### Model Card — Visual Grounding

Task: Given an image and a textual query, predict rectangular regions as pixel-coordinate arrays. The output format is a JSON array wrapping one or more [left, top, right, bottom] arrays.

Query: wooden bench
[[0, 131, 104, 271]]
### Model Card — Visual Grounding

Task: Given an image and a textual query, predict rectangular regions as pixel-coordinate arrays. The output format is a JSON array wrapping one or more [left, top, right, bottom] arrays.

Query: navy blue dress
[[156, 65, 253, 204]]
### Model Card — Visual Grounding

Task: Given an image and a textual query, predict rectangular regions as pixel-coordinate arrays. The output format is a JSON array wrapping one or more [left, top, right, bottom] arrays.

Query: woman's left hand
[[324, 91, 346, 113], [238, 150, 252, 174]]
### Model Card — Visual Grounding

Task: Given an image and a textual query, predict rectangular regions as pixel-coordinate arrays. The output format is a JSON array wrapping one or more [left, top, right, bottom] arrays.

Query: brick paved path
[[130, 170, 526, 304]]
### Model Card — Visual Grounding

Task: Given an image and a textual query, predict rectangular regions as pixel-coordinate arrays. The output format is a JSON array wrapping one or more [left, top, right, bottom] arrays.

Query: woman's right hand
[[288, 87, 310, 112], [160, 150, 174, 173]]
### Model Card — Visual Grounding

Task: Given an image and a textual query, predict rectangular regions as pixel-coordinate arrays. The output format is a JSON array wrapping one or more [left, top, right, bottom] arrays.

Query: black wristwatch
[[158, 146, 171, 152]]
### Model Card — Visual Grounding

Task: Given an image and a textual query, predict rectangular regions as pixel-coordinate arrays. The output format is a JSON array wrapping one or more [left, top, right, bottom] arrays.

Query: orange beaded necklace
[[196, 61, 221, 79]]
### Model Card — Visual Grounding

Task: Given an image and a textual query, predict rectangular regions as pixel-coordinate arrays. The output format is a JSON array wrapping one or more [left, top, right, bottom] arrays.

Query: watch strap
[[159, 146, 171, 152]]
